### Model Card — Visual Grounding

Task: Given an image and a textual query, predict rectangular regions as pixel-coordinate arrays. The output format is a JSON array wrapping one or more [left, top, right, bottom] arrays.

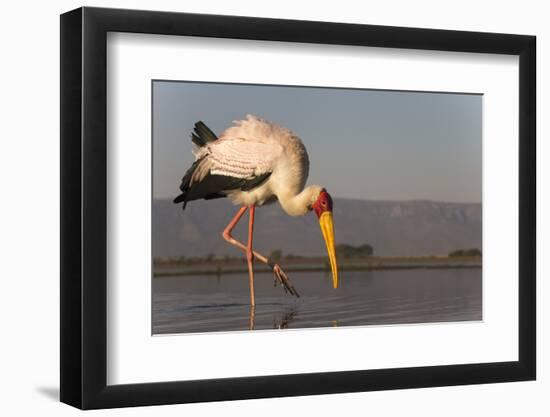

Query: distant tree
[[449, 248, 482, 257], [336, 243, 374, 258], [270, 249, 283, 262], [206, 253, 216, 262], [358, 244, 374, 256]]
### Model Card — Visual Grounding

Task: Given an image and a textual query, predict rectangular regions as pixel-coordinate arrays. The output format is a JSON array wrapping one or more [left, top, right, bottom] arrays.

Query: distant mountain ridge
[[153, 198, 481, 258]]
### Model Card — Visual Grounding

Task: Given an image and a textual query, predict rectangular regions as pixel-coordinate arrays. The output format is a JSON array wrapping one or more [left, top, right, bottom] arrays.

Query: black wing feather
[[239, 172, 272, 191], [174, 168, 272, 209], [174, 120, 272, 209], [191, 132, 204, 147], [191, 121, 218, 147]]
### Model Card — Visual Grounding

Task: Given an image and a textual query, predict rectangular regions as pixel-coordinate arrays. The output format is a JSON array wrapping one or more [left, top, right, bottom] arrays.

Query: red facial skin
[[312, 189, 333, 218]]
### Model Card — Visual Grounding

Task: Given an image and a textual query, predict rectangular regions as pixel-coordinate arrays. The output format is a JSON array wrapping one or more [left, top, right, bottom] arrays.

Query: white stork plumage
[[174, 115, 339, 306]]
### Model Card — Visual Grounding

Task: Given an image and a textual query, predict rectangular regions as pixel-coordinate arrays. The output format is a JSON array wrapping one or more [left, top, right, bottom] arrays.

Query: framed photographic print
[[60, 6, 536, 409]]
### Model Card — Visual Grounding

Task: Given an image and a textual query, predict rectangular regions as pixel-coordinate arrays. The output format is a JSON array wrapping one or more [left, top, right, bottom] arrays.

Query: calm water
[[152, 269, 481, 334]]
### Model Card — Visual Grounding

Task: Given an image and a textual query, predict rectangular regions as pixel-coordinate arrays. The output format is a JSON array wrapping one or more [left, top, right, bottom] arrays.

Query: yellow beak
[[319, 211, 339, 288]]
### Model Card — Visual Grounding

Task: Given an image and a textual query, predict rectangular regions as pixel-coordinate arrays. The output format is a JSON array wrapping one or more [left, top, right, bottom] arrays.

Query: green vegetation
[[152, 244, 483, 277], [153, 254, 482, 278], [336, 243, 374, 258], [269, 249, 283, 262], [448, 248, 482, 257], [285, 253, 303, 260]]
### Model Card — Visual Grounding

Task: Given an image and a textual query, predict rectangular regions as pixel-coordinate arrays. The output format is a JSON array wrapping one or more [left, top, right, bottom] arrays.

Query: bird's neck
[[278, 185, 321, 217]]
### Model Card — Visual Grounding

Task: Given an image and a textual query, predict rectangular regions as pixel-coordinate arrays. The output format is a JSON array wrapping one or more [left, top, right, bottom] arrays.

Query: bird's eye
[[321, 200, 326, 206]]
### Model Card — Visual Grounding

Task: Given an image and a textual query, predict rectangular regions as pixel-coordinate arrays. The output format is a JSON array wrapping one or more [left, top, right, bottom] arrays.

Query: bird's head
[[311, 188, 339, 289]]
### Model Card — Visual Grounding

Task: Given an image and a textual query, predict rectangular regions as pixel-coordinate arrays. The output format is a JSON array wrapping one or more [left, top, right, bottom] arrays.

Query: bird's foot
[[273, 264, 300, 298]]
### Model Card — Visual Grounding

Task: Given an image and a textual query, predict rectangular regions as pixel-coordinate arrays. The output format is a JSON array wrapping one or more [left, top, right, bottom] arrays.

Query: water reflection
[[248, 305, 299, 330], [249, 306, 255, 330], [273, 307, 298, 330], [152, 269, 482, 334]]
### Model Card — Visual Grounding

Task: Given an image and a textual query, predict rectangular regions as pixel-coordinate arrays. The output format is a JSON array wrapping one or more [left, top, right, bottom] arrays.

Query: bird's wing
[[201, 137, 283, 180], [174, 136, 282, 208]]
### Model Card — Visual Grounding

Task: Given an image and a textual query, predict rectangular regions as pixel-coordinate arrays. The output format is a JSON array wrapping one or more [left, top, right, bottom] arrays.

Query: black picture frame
[[60, 6, 536, 410]]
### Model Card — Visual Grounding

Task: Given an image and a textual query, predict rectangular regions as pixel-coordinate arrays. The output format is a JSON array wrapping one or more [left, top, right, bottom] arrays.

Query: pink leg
[[222, 206, 256, 306], [222, 206, 300, 300], [222, 206, 248, 241], [247, 206, 256, 306]]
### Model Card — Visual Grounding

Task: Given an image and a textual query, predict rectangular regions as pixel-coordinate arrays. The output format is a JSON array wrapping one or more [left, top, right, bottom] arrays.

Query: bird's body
[[177, 115, 318, 215], [174, 115, 339, 308]]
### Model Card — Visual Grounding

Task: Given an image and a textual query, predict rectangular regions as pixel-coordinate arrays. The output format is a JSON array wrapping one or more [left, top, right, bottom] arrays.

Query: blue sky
[[153, 81, 481, 203]]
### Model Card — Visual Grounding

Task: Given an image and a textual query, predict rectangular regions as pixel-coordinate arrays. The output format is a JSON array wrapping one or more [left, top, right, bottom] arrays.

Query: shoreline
[[153, 257, 482, 277]]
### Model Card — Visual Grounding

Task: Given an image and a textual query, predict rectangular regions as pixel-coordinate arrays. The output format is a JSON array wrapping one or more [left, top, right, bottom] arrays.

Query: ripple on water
[[152, 269, 482, 334]]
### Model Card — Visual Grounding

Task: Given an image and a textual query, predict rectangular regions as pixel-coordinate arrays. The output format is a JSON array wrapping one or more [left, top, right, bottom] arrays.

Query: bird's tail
[[174, 121, 218, 208], [191, 121, 218, 147], [173, 157, 205, 209]]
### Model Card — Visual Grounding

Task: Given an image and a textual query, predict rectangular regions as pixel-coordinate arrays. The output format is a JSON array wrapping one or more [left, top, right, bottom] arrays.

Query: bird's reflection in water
[[249, 306, 256, 330], [273, 307, 298, 329], [247, 305, 299, 330]]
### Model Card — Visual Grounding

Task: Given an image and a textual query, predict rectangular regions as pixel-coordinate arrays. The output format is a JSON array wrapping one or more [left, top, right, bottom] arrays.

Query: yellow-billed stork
[[174, 115, 339, 306]]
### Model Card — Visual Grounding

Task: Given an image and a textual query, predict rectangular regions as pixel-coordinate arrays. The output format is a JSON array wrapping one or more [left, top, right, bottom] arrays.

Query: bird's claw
[[273, 264, 300, 298]]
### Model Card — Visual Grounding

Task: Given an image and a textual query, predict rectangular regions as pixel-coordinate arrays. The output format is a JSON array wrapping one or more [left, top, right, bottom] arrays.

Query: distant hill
[[153, 198, 481, 258]]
